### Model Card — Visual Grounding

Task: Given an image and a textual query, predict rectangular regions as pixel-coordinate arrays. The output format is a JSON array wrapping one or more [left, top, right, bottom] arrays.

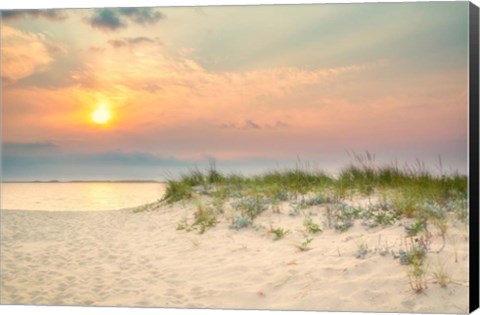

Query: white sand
[[0, 199, 470, 313]]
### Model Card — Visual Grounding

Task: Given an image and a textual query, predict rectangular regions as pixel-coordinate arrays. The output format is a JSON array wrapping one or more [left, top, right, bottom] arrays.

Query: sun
[[92, 104, 112, 125]]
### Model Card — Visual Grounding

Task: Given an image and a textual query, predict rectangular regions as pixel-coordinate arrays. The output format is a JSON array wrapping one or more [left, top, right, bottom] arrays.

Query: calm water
[[1, 182, 166, 211]]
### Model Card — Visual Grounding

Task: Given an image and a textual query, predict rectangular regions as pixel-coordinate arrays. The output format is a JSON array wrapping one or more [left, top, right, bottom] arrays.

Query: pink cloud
[[1, 26, 56, 82]]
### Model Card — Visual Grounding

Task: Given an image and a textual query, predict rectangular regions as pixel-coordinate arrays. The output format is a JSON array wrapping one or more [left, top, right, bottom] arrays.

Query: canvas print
[[0, 1, 475, 313]]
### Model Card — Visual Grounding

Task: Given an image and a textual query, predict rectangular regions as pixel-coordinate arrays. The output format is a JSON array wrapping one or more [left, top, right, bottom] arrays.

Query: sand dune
[[0, 199, 469, 313]]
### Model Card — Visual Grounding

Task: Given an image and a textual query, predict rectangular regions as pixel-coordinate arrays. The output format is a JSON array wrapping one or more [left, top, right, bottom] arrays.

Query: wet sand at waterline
[[0, 197, 469, 312]]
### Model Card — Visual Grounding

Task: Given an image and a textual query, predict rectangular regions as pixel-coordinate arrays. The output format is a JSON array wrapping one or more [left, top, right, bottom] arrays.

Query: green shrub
[[304, 217, 322, 234]]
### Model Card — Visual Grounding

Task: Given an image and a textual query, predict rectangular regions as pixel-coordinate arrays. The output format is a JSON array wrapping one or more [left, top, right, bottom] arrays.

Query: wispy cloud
[[1, 9, 67, 21], [244, 120, 261, 130], [273, 121, 289, 128], [107, 36, 159, 49], [86, 8, 164, 32], [219, 120, 290, 130]]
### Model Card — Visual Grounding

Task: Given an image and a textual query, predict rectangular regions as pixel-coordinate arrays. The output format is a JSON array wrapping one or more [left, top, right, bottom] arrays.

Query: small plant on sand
[[229, 216, 251, 230], [360, 202, 400, 228], [432, 261, 450, 288], [355, 241, 369, 259], [299, 194, 333, 208], [295, 237, 313, 252], [404, 218, 427, 238], [397, 234, 428, 293], [407, 251, 428, 293], [288, 204, 301, 217], [376, 236, 391, 257], [192, 201, 217, 234], [326, 203, 358, 232], [270, 226, 289, 241], [304, 217, 322, 234], [176, 216, 190, 231], [233, 196, 268, 221], [398, 242, 427, 266], [378, 245, 390, 257]]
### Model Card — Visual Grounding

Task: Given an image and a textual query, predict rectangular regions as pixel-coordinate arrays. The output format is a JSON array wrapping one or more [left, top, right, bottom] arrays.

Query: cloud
[[117, 8, 165, 25], [273, 120, 289, 128], [3, 141, 59, 155], [107, 36, 157, 48], [88, 9, 126, 31], [244, 120, 262, 130], [2, 9, 67, 21], [217, 119, 290, 130], [219, 123, 236, 129], [86, 8, 164, 32], [1, 26, 56, 83]]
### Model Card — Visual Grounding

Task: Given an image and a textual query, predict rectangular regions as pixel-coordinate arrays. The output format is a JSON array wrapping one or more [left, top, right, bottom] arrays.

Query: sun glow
[[92, 104, 112, 125]]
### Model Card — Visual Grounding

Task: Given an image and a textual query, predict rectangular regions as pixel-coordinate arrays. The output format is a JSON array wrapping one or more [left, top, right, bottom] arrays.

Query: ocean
[[0, 182, 166, 211]]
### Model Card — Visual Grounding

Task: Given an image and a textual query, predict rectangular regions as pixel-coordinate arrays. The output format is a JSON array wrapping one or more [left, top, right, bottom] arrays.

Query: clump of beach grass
[[407, 253, 428, 293], [269, 226, 289, 241], [176, 199, 217, 234], [396, 237, 428, 293], [192, 200, 217, 234], [232, 196, 268, 221], [303, 217, 322, 234], [325, 202, 359, 232], [396, 224, 429, 293], [163, 179, 194, 204], [432, 260, 451, 288]]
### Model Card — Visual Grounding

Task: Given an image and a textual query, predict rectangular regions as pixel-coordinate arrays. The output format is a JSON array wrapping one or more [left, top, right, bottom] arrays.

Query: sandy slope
[[0, 199, 470, 313]]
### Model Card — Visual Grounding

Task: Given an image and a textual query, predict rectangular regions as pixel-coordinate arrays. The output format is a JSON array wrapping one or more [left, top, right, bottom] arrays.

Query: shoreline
[[1, 181, 166, 184], [0, 199, 162, 213]]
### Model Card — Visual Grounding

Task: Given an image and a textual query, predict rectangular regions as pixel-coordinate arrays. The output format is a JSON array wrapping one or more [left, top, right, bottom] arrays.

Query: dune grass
[[162, 153, 468, 294], [163, 154, 467, 231], [164, 154, 467, 241], [163, 153, 466, 207]]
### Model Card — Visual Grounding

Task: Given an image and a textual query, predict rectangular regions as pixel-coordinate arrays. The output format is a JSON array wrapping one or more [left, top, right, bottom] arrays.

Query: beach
[[0, 196, 469, 313], [1, 1, 473, 313]]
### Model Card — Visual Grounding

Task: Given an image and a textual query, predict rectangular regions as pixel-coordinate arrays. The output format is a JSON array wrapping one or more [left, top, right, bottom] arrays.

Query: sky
[[0, 2, 470, 181]]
